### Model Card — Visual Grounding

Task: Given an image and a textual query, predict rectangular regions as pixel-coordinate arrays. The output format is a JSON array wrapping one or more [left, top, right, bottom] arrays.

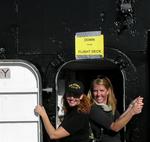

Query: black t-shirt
[[90, 104, 121, 142], [59, 108, 90, 142]]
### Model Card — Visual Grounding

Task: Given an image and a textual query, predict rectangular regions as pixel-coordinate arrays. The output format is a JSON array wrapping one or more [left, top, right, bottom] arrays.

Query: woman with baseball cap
[[35, 80, 91, 142]]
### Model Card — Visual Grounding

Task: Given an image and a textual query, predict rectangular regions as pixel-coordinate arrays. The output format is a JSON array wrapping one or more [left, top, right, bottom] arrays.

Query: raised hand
[[34, 105, 47, 118], [130, 96, 144, 115]]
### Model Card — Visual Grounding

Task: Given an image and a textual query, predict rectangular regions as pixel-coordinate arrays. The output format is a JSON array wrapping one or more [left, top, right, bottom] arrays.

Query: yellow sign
[[75, 32, 104, 58]]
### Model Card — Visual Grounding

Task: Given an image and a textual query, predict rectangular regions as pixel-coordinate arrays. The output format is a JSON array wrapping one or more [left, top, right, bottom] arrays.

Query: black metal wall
[[0, 0, 149, 142]]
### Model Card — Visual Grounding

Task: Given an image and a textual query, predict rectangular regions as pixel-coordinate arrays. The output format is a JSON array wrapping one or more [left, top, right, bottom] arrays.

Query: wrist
[[40, 111, 48, 118], [130, 108, 135, 116], [129, 101, 135, 108]]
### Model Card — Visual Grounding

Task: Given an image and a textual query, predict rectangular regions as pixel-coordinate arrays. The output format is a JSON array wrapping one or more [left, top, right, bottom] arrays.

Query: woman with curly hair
[[35, 80, 91, 142]]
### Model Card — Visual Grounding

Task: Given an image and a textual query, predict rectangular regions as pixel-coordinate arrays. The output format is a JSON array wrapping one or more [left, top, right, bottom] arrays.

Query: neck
[[93, 100, 112, 112], [93, 100, 106, 105]]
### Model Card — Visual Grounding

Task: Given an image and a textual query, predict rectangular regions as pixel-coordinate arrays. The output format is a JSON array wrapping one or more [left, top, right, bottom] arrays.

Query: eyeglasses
[[66, 97, 80, 101]]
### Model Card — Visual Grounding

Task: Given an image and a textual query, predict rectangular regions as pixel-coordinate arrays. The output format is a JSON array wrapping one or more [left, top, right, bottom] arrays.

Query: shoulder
[[91, 104, 103, 112], [90, 104, 104, 117], [76, 111, 89, 119], [69, 109, 88, 119]]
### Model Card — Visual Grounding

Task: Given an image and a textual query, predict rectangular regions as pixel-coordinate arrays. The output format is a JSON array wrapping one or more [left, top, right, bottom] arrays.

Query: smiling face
[[92, 83, 109, 104], [66, 95, 83, 107]]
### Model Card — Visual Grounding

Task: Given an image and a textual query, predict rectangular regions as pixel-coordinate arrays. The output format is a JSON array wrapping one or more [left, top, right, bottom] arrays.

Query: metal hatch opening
[[55, 58, 125, 141]]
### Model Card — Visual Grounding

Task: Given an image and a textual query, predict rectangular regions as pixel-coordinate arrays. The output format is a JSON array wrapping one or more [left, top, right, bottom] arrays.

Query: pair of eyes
[[93, 89, 107, 93]]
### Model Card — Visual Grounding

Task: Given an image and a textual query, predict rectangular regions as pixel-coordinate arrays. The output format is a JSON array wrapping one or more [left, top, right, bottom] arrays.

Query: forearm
[[110, 97, 143, 132], [119, 105, 132, 119], [111, 109, 134, 132], [35, 105, 70, 139], [41, 113, 56, 139]]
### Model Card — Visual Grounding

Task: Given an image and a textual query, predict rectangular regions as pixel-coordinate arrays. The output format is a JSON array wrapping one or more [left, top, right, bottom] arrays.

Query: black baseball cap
[[65, 80, 84, 98]]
